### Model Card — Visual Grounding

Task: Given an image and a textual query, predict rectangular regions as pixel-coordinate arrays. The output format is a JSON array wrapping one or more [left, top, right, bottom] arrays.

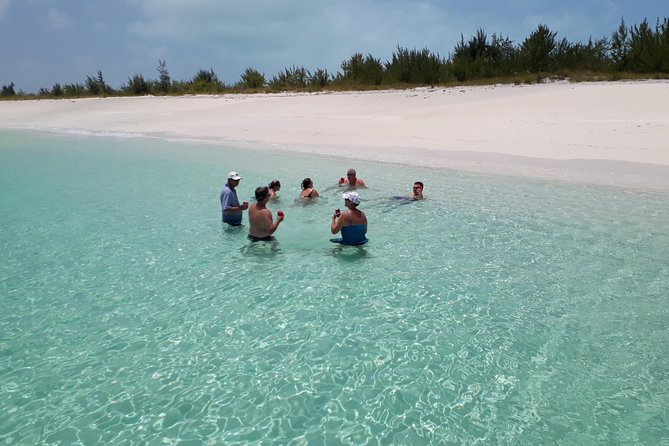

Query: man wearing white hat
[[220, 171, 248, 226]]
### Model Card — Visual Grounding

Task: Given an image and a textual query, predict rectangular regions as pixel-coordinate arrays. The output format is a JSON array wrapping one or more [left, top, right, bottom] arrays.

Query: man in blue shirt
[[220, 171, 248, 225]]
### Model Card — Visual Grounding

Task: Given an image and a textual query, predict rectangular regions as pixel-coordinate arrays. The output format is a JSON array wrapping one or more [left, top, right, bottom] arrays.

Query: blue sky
[[1, 0, 666, 93]]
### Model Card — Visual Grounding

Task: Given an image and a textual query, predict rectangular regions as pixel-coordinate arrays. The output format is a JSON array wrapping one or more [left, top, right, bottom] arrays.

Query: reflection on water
[[330, 243, 372, 260], [240, 239, 283, 257]]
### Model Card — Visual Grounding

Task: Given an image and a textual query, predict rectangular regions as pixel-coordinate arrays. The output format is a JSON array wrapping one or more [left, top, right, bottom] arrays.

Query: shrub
[[189, 68, 224, 92], [1, 82, 16, 96], [85, 71, 113, 96], [237, 67, 266, 89], [309, 68, 331, 88], [385, 46, 444, 84], [51, 83, 63, 96], [63, 83, 86, 97], [337, 53, 384, 86], [269, 65, 309, 90], [124, 74, 150, 95]]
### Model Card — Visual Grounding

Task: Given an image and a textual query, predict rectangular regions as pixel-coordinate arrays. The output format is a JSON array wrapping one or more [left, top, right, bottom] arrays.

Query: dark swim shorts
[[247, 234, 275, 242]]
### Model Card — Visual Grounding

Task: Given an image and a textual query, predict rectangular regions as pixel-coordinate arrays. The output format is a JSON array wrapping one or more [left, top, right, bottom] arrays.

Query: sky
[[1, 0, 666, 93]]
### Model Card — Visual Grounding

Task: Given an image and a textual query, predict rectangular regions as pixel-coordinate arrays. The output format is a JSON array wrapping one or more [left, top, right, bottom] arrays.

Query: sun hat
[[228, 171, 242, 180], [342, 191, 361, 204]]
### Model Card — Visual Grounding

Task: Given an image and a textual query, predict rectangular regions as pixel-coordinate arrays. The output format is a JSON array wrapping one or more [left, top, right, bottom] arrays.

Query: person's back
[[300, 177, 319, 199], [268, 179, 281, 200], [340, 221, 367, 244], [330, 191, 368, 245]]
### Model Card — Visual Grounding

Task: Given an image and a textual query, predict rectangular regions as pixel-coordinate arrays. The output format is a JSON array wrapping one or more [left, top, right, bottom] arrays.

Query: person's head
[[227, 171, 242, 187], [346, 168, 357, 181], [301, 177, 313, 190], [342, 191, 361, 208], [255, 186, 269, 203], [413, 181, 424, 193], [268, 180, 281, 191]]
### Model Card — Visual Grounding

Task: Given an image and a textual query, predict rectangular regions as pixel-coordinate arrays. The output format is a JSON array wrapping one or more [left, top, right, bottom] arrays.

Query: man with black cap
[[220, 171, 248, 226]]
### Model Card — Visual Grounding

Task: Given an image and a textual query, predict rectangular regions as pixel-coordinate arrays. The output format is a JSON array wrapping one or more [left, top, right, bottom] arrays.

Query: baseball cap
[[228, 171, 242, 180]]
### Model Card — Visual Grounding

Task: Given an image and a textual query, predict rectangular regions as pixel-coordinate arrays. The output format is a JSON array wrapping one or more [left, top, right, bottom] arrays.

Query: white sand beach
[[1, 80, 668, 190]]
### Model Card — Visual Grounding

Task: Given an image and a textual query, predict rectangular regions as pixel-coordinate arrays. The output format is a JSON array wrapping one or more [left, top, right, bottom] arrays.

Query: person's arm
[[222, 189, 247, 212], [311, 189, 320, 198], [264, 209, 283, 235], [331, 211, 346, 234], [224, 204, 246, 213], [357, 179, 367, 187]]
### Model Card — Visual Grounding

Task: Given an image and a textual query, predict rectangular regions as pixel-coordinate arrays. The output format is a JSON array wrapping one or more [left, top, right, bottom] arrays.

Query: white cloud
[[124, 0, 460, 74], [48, 7, 73, 30], [0, 0, 10, 20]]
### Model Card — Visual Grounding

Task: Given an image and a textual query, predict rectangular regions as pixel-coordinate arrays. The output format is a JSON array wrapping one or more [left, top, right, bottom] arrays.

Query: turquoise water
[[1, 129, 668, 445]]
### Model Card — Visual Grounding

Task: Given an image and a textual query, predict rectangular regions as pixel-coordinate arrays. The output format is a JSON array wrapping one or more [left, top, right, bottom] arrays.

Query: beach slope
[[1, 81, 667, 189]]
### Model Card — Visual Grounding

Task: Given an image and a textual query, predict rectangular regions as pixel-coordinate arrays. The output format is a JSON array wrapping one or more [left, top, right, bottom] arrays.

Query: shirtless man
[[248, 186, 284, 242], [339, 168, 367, 188], [410, 181, 424, 200]]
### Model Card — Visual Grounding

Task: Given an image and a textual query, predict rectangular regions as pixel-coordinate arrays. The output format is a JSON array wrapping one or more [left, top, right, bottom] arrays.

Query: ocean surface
[[1, 129, 668, 445]]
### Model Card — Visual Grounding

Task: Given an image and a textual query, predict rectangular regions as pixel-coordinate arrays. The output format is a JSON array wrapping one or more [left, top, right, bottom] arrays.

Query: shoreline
[[1, 80, 668, 191]]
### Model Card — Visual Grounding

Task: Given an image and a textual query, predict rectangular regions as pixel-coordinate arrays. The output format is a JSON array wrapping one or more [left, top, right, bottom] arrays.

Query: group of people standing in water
[[220, 168, 424, 244]]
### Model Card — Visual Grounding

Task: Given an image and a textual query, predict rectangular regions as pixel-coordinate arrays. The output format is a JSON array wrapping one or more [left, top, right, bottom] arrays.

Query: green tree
[[610, 18, 630, 69], [449, 30, 516, 80], [51, 83, 63, 96], [309, 68, 331, 88], [190, 68, 224, 92], [269, 65, 309, 90], [63, 83, 86, 97], [237, 67, 266, 89], [489, 33, 517, 72], [338, 53, 384, 85], [519, 24, 557, 72], [660, 18, 669, 71], [1, 82, 16, 96], [124, 74, 150, 95], [385, 46, 444, 84], [627, 18, 669, 72], [85, 70, 112, 96], [157, 59, 171, 93]]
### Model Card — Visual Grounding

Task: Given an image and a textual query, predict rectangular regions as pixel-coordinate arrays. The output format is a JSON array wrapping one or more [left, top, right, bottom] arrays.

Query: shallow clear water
[[1, 130, 668, 445]]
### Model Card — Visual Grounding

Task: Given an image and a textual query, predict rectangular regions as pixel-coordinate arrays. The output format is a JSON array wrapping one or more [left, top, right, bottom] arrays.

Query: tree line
[[2, 17, 668, 98]]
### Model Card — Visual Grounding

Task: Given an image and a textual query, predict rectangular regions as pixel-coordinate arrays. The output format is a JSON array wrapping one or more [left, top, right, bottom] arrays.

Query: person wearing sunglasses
[[339, 168, 367, 189], [410, 181, 424, 200]]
